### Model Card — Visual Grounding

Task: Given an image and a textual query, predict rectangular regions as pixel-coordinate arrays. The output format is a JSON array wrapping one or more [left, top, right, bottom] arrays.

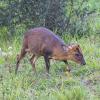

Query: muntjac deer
[[16, 27, 86, 74]]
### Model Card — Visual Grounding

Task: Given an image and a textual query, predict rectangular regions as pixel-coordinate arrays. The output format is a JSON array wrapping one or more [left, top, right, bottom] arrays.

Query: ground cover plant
[[0, 34, 100, 100]]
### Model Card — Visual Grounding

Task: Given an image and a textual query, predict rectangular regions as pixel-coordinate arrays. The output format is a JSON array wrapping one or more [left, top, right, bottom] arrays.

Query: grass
[[0, 34, 100, 100]]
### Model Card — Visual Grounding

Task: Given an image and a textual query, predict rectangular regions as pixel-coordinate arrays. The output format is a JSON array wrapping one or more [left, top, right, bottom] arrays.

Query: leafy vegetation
[[0, 0, 100, 36]]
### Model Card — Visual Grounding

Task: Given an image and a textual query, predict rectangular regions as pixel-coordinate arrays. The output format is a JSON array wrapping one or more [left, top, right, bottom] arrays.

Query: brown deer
[[16, 27, 86, 74]]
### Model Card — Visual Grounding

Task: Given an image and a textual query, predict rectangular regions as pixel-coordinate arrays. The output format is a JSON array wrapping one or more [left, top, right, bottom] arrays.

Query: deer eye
[[75, 53, 80, 57]]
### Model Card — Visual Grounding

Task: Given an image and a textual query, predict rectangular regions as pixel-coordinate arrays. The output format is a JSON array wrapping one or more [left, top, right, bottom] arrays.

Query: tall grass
[[0, 34, 100, 100]]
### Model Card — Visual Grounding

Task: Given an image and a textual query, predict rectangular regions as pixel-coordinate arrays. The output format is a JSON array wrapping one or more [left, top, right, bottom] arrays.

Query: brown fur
[[15, 27, 86, 74]]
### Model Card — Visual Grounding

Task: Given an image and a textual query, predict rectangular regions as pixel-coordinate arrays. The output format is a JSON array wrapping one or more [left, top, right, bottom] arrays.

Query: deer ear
[[76, 44, 80, 48], [72, 44, 79, 49], [78, 44, 79, 47], [75, 44, 80, 50], [76, 44, 82, 53]]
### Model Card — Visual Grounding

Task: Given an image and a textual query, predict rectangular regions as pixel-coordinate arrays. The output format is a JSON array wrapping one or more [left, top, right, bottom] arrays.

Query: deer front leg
[[44, 55, 50, 74]]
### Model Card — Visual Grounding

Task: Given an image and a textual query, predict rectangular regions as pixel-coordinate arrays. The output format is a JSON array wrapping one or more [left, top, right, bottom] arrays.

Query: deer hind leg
[[29, 55, 38, 72], [15, 48, 26, 74]]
